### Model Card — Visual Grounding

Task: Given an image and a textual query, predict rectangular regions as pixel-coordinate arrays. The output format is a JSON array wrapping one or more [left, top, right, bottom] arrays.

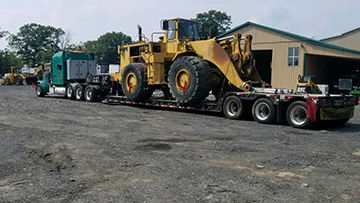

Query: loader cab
[[161, 18, 200, 43]]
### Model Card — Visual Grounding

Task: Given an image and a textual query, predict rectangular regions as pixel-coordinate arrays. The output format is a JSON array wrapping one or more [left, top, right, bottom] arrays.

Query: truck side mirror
[[161, 20, 168, 30]]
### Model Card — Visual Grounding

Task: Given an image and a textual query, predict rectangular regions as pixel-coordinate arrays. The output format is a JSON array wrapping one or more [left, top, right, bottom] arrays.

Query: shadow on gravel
[[134, 143, 172, 151], [314, 123, 360, 133]]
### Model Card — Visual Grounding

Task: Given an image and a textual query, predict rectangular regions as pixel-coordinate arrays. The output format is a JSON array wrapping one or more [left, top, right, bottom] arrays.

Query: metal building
[[321, 28, 360, 51], [218, 22, 360, 90]]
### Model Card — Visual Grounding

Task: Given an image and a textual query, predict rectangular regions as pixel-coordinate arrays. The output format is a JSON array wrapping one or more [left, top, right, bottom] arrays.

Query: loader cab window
[[167, 21, 176, 40], [178, 20, 199, 40]]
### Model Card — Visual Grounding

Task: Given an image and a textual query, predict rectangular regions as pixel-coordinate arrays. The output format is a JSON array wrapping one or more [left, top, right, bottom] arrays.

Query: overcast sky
[[1, 0, 359, 49]]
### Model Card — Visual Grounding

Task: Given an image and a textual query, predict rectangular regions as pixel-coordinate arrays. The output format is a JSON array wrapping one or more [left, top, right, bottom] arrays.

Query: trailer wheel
[[36, 83, 45, 97], [4, 78, 11, 85], [252, 98, 276, 124], [121, 63, 154, 101], [15, 77, 23, 85], [223, 96, 244, 119], [84, 85, 98, 102], [286, 101, 314, 129], [168, 56, 211, 104], [66, 84, 75, 100], [75, 85, 84, 101]]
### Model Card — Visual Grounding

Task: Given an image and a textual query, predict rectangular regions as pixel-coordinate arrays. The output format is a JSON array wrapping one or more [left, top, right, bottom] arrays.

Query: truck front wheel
[[36, 83, 45, 97], [223, 96, 244, 119], [286, 101, 314, 129]]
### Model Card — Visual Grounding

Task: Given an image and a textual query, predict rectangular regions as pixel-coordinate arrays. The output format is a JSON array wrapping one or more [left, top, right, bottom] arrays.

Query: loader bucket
[[25, 77, 38, 85]]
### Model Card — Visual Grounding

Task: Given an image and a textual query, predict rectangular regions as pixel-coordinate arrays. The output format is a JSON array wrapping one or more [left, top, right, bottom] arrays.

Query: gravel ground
[[0, 85, 359, 203]]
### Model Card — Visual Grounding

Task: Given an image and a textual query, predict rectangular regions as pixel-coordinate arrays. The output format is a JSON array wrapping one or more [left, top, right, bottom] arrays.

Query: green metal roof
[[217, 21, 360, 55]]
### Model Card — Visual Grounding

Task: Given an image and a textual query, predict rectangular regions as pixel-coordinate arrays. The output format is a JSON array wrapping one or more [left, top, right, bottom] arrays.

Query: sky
[[1, 0, 360, 49]]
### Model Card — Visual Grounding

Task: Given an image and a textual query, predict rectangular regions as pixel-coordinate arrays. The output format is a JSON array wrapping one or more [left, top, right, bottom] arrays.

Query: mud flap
[[320, 106, 354, 121]]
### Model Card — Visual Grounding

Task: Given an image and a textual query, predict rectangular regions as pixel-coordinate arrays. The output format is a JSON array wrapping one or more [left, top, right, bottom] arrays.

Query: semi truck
[[35, 51, 112, 102], [35, 18, 358, 129]]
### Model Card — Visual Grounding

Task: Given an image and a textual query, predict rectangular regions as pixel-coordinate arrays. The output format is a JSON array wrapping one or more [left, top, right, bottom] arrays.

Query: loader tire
[[4, 78, 11, 85], [84, 85, 98, 102], [36, 83, 45, 97], [168, 56, 211, 104], [121, 63, 154, 101], [15, 77, 23, 85], [75, 85, 84, 101]]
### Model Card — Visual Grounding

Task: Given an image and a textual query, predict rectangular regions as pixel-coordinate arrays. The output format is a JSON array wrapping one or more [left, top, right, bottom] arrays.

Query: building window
[[288, 47, 299, 67]]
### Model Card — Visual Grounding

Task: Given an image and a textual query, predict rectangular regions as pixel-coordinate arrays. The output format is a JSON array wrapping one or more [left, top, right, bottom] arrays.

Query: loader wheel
[[252, 98, 276, 124], [75, 85, 84, 101], [4, 78, 11, 85], [168, 56, 211, 104], [15, 77, 23, 85], [223, 96, 244, 119], [36, 83, 45, 97], [286, 101, 314, 129], [66, 84, 75, 100], [121, 63, 154, 101], [84, 85, 98, 102]]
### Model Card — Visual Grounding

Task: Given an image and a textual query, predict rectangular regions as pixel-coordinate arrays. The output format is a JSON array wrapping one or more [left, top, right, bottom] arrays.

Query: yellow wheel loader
[[3, 64, 50, 85], [114, 18, 268, 103], [3, 67, 25, 85]]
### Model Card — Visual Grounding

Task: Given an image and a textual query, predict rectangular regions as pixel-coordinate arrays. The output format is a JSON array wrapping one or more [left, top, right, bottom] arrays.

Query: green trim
[[218, 22, 360, 55], [303, 53, 306, 76]]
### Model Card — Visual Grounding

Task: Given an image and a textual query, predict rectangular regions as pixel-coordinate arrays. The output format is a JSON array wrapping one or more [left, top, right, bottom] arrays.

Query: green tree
[[0, 27, 7, 39], [195, 10, 232, 39], [0, 50, 23, 74], [9, 23, 64, 66], [83, 32, 132, 65]]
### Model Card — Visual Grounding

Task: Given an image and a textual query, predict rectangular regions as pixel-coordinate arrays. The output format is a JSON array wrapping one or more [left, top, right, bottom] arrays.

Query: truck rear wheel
[[121, 63, 154, 101], [66, 84, 75, 100], [252, 98, 276, 124], [223, 96, 244, 119], [84, 85, 98, 102], [168, 56, 211, 104], [75, 85, 84, 101], [36, 83, 45, 97], [286, 101, 314, 129], [15, 77, 23, 85]]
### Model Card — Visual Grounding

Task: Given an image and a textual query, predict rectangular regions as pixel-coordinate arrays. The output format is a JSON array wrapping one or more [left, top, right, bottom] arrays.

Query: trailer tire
[[223, 96, 244, 119], [75, 85, 84, 101], [36, 83, 45, 97], [121, 63, 154, 101], [84, 85, 98, 102], [168, 56, 211, 104], [252, 98, 276, 124], [66, 84, 75, 100], [286, 101, 314, 129], [15, 77, 23, 85]]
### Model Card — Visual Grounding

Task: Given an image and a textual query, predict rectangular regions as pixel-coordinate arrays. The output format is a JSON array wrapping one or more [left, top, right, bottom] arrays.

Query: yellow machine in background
[[296, 75, 322, 94], [113, 18, 268, 103], [2, 64, 51, 85]]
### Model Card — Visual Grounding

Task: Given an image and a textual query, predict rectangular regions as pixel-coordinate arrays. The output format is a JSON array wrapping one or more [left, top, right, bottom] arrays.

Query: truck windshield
[[178, 20, 199, 40]]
